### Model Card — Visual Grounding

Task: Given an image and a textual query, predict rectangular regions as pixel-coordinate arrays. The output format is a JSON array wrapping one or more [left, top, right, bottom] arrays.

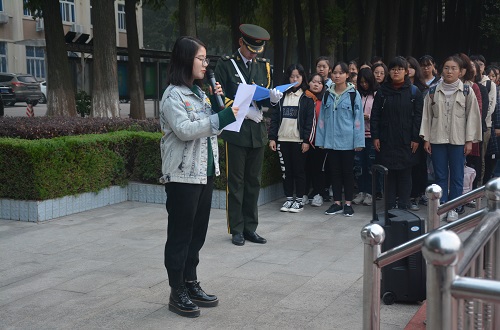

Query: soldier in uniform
[[215, 24, 283, 246]]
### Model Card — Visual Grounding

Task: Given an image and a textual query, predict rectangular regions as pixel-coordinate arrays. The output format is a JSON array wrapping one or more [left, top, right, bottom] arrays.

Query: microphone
[[207, 69, 225, 110]]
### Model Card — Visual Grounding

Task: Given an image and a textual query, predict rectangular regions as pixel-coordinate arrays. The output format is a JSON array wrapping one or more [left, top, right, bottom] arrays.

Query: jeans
[[430, 144, 465, 203], [328, 149, 355, 202]]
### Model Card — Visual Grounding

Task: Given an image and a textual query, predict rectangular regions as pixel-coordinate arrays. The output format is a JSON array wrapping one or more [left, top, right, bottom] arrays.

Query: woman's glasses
[[195, 56, 210, 66]]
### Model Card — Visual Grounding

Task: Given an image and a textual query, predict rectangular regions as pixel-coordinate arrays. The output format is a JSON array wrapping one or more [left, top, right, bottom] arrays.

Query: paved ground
[[0, 197, 442, 330]]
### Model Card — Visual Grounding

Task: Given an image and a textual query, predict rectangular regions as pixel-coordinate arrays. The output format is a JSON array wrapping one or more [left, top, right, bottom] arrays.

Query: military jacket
[[215, 51, 272, 148]]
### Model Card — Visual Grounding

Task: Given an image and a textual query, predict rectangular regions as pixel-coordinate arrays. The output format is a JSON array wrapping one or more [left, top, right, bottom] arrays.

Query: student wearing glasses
[[160, 36, 238, 318], [419, 55, 442, 88], [370, 56, 424, 210], [420, 55, 482, 222]]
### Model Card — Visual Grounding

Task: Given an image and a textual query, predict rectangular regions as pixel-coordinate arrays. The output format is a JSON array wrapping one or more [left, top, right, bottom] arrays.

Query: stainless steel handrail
[[362, 177, 500, 330]]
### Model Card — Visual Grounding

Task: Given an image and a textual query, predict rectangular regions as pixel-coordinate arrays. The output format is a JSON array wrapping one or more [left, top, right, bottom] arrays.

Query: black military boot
[[168, 284, 200, 318], [185, 281, 219, 307]]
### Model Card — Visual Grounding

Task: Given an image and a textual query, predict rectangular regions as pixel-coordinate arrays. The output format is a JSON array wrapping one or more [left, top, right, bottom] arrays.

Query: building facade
[[0, 0, 143, 79]]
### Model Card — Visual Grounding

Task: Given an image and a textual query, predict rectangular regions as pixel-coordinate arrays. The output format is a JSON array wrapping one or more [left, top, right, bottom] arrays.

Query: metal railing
[[361, 178, 500, 330]]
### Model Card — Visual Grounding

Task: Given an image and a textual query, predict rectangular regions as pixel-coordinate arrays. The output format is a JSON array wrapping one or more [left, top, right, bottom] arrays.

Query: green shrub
[[75, 90, 91, 117], [0, 132, 281, 201]]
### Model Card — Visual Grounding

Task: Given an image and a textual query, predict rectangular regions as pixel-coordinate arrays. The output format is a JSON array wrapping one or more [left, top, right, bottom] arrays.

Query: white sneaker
[[302, 195, 309, 205], [281, 200, 294, 212], [363, 194, 373, 206], [353, 192, 365, 205], [288, 201, 304, 213], [447, 210, 459, 222], [311, 194, 324, 207]]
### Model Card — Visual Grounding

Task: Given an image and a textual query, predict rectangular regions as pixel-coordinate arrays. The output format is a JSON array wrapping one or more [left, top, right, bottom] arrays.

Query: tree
[[383, 0, 400, 64], [359, 0, 377, 64], [91, 0, 119, 118], [294, 0, 308, 72], [125, 0, 145, 119], [179, 0, 197, 36], [272, 0, 284, 84], [25, 0, 77, 117]]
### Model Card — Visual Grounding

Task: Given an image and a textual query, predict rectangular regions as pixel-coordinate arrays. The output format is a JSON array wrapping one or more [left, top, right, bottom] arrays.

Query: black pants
[[278, 141, 307, 198], [411, 145, 428, 198], [328, 149, 355, 202], [308, 147, 328, 196], [164, 177, 213, 288], [387, 167, 412, 209], [466, 155, 482, 189]]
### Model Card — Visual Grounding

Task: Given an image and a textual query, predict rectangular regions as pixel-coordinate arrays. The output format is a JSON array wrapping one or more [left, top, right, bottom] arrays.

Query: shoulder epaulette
[[256, 57, 268, 63], [220, 55, 235, 61]]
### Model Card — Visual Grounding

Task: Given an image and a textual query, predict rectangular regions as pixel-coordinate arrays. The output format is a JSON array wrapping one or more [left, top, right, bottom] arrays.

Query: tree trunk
[[230, 1, 240, 52], [309, 0, 319, 70], [294, 0, 308, 72], [317, 0, 336, 60], [383, 0, 400, 64], [359, 0, 377, 64], [424, 0, 437, 56], [125, 0, 145, 119], [41, 0, 76, 116], [401, 0, 414, 56], [179, 0, 196, 36], [272, 0, 284, 85], [91, 0, 119, 118], [285, 1, 296, 68]]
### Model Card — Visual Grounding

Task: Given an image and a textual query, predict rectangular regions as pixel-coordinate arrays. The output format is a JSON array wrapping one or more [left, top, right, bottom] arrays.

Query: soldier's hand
[[269, 88, 283, 104]]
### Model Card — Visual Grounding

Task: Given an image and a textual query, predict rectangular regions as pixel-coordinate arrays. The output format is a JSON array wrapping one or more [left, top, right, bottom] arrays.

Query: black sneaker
[[375, 192, 383, 200], [325, 203, 343, 215], [456, 205, 465, 215], [343, 204, 354, 217]]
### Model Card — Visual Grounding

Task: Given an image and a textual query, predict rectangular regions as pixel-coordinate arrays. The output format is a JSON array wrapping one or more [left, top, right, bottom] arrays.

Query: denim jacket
[[159, 84, 222, 185], [315, 83, 365, 150]]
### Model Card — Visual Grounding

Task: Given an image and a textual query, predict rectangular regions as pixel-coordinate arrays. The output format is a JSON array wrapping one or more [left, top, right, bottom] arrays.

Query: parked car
[[39, 81, 47, 103], [0, 73, 43, 106], [0, 86, 15, 106]]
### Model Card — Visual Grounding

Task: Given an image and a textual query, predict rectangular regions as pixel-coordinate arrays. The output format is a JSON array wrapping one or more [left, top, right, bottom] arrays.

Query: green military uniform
[[214, 25, 273, 237]]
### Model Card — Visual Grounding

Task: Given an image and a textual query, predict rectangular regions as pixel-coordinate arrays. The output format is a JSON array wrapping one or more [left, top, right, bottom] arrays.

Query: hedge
[[0, 131, 281, 201]]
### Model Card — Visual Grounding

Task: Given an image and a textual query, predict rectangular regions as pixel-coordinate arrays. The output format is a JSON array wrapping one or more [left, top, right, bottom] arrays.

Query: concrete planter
[[0, 183, 283, 222]]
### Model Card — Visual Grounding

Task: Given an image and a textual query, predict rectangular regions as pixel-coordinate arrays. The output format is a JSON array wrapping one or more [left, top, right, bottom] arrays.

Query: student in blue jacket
[[315, 62, 365, 217]]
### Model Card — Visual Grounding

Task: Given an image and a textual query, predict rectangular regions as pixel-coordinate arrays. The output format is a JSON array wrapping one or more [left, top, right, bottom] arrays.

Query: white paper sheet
[[223, 84, 257, 132]]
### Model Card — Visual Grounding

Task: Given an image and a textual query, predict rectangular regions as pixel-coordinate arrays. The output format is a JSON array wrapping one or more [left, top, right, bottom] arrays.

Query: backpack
[[428, 84, 470, 104], [322, 88, 356, 114], [378, 84, 418, 112]]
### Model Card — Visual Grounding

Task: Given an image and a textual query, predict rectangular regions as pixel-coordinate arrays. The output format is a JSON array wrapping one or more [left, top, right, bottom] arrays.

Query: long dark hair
[[356, 67, 379, 96], [456, 53, 473, 82], [406, 56, 428, 92], [167, 36, 206, 87], [283, 63, 309, 92]]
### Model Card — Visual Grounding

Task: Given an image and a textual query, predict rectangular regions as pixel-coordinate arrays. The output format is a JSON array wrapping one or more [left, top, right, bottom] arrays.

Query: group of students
[[269, 53, 500, 222]]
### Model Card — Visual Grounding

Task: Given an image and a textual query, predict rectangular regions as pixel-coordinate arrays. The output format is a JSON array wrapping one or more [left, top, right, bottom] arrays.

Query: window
[[23, 0, 31, 16], [26, 46, 45, 79], [117, 4, 126, 30], [0, 0, 3, 12], [0, 42, 6, 72], [60, 0, 75, 23]]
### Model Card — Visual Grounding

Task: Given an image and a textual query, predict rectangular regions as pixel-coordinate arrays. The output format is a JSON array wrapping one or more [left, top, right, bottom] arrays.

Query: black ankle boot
[[185, 281, 219, 307], [169, 285, 200, 317]]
